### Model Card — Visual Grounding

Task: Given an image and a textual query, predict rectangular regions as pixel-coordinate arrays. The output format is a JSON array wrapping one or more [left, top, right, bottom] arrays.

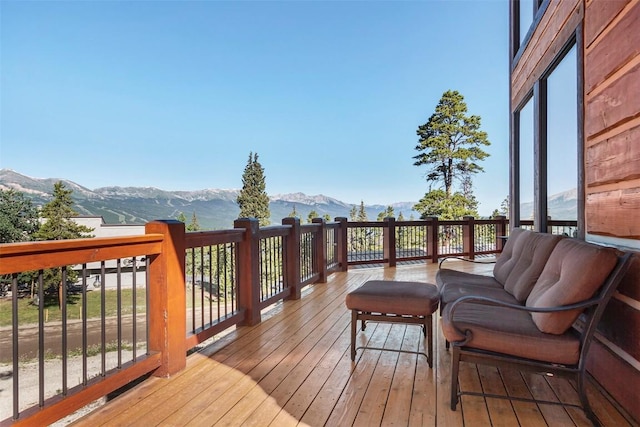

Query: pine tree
[[307, 210, 318, 223], [187, 212, 200, 231], [237, 152, 271, 226], [35, 182, 93, 241], [0, 189, 39, 243], [34, 182, 93, 306], [349, 205, 357, 221], [377, 205, 395, 221], [413, 90, 490, 219], [357, 201, 368, 222], [288, 205, 300, 218]]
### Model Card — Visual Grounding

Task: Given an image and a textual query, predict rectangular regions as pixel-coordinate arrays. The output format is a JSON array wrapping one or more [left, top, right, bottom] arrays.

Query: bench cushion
[[436, 268, 502, 292], [494, 229, 564, 302], [345, 280, 439, 316], [440, 283, 520, 306], [441, 302, 581, 365], [526, 238, 618, 334]]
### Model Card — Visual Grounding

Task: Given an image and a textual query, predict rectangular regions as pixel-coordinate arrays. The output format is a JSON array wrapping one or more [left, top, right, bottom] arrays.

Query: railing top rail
[[258, 225, 292, 239], [300, 223, 322, 232], [436, 220, 468, 226], [347, 221, 386, 228], [0, 234, 165, 275], [185, 229, 245, 248]]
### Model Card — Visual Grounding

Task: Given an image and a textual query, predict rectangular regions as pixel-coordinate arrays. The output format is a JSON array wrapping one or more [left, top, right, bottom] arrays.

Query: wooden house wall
[[510, 0, 640, 422]]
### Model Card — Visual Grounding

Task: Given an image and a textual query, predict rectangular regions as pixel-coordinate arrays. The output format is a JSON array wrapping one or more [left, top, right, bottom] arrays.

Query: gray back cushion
[[526, 238, 618, 334], [493, 228, 564, 302]]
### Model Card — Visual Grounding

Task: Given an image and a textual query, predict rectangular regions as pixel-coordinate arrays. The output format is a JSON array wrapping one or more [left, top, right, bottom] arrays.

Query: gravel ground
[[1, 350, 136, 425]]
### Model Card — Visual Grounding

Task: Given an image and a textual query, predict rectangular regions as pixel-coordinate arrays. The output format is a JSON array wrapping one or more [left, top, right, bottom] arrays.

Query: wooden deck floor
[[72, 261, 633, 426]]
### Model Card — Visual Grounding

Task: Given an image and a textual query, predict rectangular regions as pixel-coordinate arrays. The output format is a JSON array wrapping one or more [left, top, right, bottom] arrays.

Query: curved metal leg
[[450, 347, 461, 410], [577, 371, 600, 427], [351, 310, 357, 361]]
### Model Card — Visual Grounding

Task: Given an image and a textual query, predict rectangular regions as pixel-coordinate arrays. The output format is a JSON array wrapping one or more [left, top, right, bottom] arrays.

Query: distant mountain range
[[0, 169, 421, 230], [520, 187, 578, 221]]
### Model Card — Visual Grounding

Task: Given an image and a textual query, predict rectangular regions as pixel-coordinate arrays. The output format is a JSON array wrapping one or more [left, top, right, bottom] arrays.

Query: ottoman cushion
[[346, 280, 439, 316]]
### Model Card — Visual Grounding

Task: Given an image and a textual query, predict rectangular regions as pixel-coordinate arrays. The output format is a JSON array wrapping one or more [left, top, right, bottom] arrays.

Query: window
[[519, 0, 534, 46], [546, 45, 577, 221], [519, 99, 534, 222]]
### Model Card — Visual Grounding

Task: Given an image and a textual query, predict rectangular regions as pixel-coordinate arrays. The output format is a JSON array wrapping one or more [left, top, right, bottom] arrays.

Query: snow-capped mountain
[[0, 169, 420, 229]]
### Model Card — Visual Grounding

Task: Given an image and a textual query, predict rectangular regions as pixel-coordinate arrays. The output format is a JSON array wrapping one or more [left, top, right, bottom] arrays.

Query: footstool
[[345, 280, 440, 367]]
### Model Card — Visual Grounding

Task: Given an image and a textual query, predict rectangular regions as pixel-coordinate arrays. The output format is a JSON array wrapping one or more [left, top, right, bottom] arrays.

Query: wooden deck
[[72, 261, 633, 426]]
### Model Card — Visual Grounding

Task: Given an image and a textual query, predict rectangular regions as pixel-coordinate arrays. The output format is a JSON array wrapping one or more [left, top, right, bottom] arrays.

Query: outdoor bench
[[437, 228, 633, 426]]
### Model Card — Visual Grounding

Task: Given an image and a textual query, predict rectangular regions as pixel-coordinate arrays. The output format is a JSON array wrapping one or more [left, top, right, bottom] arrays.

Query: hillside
[[0, 169, 420, 230]]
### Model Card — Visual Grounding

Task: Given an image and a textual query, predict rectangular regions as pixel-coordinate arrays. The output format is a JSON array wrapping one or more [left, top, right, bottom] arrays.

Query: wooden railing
[[341, 216, 510, 266], [0, 216, 576, 425]]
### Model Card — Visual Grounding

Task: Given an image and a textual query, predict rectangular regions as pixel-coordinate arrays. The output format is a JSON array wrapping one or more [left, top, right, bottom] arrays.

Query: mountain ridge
[[0, 169, 420, 229]]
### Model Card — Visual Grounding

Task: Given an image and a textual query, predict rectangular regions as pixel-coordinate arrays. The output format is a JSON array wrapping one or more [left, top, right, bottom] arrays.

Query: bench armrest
[[438, 257, 497, 269]]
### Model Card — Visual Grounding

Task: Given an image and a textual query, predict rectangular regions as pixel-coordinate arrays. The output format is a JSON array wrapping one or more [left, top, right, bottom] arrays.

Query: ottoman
[[345, 280, 440, 367]]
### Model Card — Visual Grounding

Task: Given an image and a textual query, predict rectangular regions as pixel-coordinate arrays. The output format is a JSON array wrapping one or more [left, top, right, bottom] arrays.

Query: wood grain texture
[[585, 63, 640, 140], [586, 125, 640, 187], [65, 262, 637, 427], [584, 0, 632, 48], [511, 0, 582, 111], [598, 297, 640, 361], [586, 187, 640, 238], [585, 0, 640, 93], [587, 340, 640, 425]]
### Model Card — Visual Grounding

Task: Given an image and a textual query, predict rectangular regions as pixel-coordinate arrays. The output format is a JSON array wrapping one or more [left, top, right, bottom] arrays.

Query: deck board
[[71, 262, 633, 426]]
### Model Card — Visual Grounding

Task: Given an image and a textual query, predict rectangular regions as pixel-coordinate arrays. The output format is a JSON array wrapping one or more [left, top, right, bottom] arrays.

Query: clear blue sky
[[1, 0, 511, 215]]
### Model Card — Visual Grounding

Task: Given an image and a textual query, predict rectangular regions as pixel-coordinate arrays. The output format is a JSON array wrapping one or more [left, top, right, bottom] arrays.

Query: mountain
[[520, 188, 577, 220], [0, 169, 421, 230]]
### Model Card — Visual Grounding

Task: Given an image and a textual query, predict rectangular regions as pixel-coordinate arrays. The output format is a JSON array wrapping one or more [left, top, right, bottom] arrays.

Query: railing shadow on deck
[[0, 215, 575, 425]]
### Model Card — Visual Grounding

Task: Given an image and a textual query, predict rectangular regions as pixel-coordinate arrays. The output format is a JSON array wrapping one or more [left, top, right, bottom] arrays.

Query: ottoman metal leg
[[351, 309, 357, 361], [427, 314, 433, 368]]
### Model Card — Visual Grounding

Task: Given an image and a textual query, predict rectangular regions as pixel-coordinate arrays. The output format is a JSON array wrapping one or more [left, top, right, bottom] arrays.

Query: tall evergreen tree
[[288, 205, 300, 219], [413, 90, 489, 219], [377, 205, 395, 221], [34, 182, 93, 306], [237, 152, 271, 226], [357, 201, 368, 222], [0, 189, 39, 243], [35, 182, 93, 241], [413, 90, 490, 196], [187, 212, 200, 231], [500, 195, 510, 218], [307, 210, 318, 223], [349, 205, 357, 221]]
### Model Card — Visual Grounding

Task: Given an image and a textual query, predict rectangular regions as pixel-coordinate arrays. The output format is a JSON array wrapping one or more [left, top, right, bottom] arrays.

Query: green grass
[[0, 289, 147, 327]]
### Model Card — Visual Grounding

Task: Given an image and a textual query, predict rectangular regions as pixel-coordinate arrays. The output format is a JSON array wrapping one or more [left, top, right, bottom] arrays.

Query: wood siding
[[511, 0, 582, 110], [511, 0, 640, 422]]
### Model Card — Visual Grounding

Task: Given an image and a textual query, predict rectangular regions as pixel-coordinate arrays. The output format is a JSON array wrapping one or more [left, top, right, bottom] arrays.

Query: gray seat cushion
[[436, 268, 502, 292], [440, 283, 520, 306], [441, 302, 580, 365]]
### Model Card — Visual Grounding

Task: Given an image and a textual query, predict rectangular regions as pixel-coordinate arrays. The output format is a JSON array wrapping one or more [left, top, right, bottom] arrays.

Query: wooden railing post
[[463, 216, 476, 260], [384, 217, 396, 267], [427, 216, 439, 263], [335, 217, 348, 271], [145, 220, 186, 377], [312, 218, 328, 282], [234, 218, 261, 326], [283, 217, 302, 300], [495, 215, 508, 251]]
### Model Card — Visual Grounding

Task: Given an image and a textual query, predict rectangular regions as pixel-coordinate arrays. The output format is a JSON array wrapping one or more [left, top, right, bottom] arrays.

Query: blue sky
[[1, 0, 510, 215]]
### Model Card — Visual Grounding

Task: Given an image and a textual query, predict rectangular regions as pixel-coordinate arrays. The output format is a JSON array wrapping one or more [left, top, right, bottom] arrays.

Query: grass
[[0, 289, 147, 327]]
